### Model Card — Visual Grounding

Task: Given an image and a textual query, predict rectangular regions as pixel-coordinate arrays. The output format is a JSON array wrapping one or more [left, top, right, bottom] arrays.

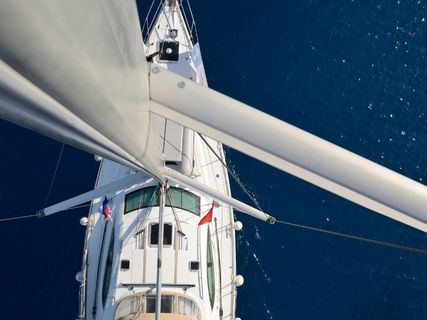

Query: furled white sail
[[0, 61, 160, 177], [149, 65, 427, 232], [0, 0, 162, 179]]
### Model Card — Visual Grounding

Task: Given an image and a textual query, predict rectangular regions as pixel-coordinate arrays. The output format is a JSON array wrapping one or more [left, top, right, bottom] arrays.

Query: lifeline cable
[[275, 219, 427, 255]]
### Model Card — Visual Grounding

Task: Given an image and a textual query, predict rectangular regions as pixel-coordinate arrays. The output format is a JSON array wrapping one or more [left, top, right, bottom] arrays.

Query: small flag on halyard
[[100, 196, 112, 221], [198, 200, 215, 226]]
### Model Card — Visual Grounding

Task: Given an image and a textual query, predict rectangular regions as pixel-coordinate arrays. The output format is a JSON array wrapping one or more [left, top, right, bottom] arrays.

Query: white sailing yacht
[[0, 1, 427, 320], [77, 2, 243, 319]]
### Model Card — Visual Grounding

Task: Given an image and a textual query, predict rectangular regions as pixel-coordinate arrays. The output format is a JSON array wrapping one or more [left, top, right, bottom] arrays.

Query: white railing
[[141, 0, 199, 45]]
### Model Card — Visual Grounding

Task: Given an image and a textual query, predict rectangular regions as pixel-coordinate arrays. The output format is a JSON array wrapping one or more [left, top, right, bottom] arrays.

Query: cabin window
[[102, 228, 115, 306], [125, 186, 200, 215], [206, 227, 215, 309], [160, 295, 174, 313], [124, 186, 158, 213], [145, 295, 156, 313], [114, 294, 144, 320], [165, 187, 182, 208], [180, 189, 200, 214], [114, 293, 201, 320], [145, 295, 174, 313], [150, 223, 173, 246], [178, 296, 200, 317]]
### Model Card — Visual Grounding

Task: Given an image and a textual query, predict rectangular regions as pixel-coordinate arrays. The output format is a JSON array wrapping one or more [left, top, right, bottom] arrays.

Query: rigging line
[[165, 186, 184, 235], [160, 1, 174, 34], [197, 133, 266, 215], [142, 0, 157, 38], [275, 219, 427, 255], [135, 187, 160, 236], [160, 133, 193, 165], [204, 136, 221, 192], [0, 204, 92, 223], [147, 2, 162, 44], [0, 214, 37, 222], [44, 143, 65, 206], [185, 0, 199, 43], [66, 203, 92, 210]]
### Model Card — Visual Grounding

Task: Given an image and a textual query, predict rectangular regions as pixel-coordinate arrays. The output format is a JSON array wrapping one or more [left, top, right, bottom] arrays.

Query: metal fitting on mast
[[162, 0, 179, 8]]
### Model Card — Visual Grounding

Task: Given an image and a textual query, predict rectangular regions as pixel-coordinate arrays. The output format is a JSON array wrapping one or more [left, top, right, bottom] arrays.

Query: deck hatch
[[189, 261, 199, 271], [159, 41, 179, 61], [120, 260, 130, 270]]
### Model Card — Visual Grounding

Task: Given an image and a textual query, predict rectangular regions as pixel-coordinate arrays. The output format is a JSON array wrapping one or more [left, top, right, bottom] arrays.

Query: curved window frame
[[102, 226, 115, 307], [124, 186, 200, 215], [124, 186, 158, 213], [206, 227, 215, 309]]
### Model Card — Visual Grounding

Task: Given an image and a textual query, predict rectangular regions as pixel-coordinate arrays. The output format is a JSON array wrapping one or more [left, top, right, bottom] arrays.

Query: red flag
[[198, 200, 215, 226]]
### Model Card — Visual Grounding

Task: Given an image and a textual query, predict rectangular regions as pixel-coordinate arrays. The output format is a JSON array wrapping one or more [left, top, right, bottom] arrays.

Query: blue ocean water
[[1, 1, 427, 319]]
